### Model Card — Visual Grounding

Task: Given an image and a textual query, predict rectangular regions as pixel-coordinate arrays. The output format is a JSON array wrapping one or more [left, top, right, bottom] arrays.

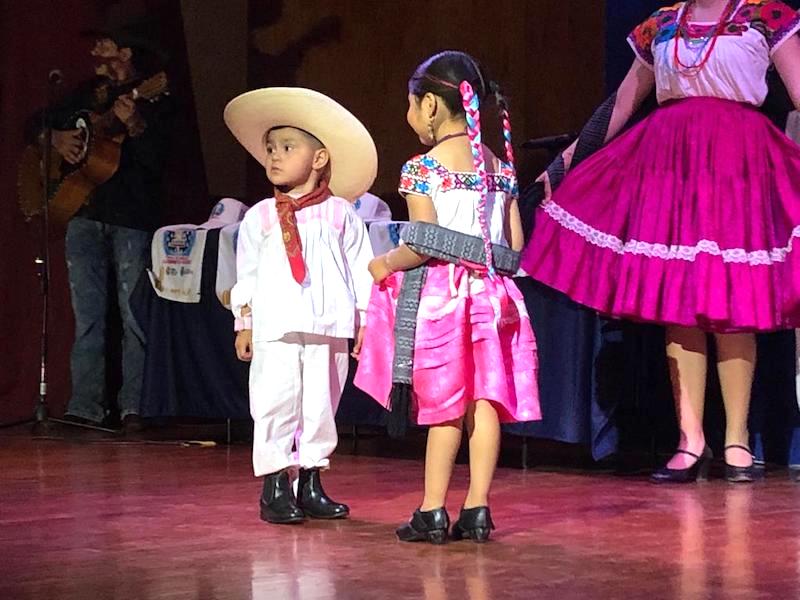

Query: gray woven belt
[[386, 221, 520, 437]]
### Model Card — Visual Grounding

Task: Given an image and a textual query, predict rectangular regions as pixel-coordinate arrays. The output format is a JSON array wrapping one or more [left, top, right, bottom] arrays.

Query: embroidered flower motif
[[419, 155, 438, 169], [634, 15, 659, 47], [630, 6, 682, 62], [760, 1, 798, 30], [745, 0, 800, 49]]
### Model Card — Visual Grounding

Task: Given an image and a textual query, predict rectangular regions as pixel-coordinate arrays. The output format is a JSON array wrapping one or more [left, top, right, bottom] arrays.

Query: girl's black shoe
[[451, 506, 495, 543], [396, 508, 450, 544]]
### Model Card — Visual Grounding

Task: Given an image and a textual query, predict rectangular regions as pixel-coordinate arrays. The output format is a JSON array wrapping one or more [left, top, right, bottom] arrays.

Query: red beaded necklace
[[672, 0, 739, 75]]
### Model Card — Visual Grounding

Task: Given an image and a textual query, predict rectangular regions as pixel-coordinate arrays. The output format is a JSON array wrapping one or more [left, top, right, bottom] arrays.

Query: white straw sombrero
[[224, 87, 378, 201]]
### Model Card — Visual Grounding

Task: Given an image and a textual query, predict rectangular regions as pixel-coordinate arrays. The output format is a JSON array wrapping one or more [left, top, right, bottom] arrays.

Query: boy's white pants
[[250, 333, 349, 477]]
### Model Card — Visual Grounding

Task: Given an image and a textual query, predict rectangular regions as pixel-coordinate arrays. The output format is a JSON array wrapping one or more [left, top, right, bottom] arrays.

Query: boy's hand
[[351, 326, 365, 359], [368, 255, 393, 283], [235, 330, 253, 362]]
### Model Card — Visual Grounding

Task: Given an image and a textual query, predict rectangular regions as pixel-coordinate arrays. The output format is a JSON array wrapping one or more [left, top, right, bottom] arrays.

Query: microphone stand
[[0, 71, 116, 433], [31, 79, 55, 433]]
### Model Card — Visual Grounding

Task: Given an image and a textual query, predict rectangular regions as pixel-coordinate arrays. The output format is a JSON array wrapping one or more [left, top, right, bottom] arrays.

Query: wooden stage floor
[[2, 429, 800, 599]]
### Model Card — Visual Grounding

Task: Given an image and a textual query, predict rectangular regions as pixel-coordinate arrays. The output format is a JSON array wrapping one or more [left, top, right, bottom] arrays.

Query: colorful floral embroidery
[[399, 155, 435, 196], [629, 1, 800, 62], [628, 4, 682, 64], [739, 0, 800, 50], [398, 155, 517, 198]]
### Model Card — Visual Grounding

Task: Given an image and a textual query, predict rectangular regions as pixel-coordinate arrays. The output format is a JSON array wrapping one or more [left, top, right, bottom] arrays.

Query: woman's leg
[[714, 332, 756, 467], [666, 326, 709, 469]]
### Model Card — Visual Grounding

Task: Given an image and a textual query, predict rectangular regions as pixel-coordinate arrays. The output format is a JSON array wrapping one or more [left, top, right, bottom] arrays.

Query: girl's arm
[[504, 196, 524, 252], [368, 193, 437, 281]]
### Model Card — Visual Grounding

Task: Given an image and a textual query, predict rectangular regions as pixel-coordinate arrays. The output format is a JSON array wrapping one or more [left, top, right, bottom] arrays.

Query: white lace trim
[[543, 200, 800, 266]]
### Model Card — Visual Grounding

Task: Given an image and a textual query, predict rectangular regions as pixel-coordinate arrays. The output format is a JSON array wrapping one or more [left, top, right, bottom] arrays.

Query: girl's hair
[[409, 51, 516, 275]]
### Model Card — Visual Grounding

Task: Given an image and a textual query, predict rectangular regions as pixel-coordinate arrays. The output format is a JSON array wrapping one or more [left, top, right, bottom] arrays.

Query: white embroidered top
[[398, 154, 518, 246]]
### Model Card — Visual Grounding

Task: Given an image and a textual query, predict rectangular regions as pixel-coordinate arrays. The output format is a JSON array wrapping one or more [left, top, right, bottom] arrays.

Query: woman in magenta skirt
[[522, 0, 800, 482]]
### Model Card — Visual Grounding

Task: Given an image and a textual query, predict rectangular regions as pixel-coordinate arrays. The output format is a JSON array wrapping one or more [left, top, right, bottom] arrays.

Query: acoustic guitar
[[17, 72, 169, 227]]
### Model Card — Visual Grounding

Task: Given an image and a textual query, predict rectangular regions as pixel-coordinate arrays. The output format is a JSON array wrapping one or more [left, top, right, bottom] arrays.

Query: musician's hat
[[82, 0, 168, 65], [223, 87, 377, 202]]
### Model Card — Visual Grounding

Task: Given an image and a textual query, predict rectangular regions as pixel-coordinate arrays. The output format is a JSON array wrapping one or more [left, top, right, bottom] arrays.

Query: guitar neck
[[93, 73, 168, 131]]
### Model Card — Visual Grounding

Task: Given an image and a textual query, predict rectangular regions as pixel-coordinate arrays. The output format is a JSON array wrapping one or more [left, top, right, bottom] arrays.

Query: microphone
[[521, 132, 578, 150], [48, 69, 64, 85]]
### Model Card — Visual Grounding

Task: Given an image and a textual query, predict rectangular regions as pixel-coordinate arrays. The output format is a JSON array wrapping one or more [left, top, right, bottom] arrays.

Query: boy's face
[[264, 127, 328, 189]]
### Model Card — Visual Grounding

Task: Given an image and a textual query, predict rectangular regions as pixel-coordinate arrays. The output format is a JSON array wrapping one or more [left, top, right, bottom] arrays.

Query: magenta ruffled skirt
[[354, 261, 540, 426], [521, 97, 800, 333]]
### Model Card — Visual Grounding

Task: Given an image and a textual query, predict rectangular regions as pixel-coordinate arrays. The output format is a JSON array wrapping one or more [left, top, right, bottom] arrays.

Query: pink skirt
[[521, 97, 800, 333], [354, 261, 540, 426]]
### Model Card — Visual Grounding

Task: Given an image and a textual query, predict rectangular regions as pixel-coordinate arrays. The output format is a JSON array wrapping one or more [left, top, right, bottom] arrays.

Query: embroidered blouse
[[627, 0, 800, 106], [398, 154, 518, 246]]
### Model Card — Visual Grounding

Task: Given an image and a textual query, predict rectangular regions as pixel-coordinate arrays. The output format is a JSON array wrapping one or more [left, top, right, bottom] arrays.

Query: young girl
[[521, 0, 800, 482], [355, 51, 540, 543]]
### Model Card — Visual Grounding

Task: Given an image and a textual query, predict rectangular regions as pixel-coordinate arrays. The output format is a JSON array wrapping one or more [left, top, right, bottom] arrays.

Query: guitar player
[[42, 16, 176, 433]]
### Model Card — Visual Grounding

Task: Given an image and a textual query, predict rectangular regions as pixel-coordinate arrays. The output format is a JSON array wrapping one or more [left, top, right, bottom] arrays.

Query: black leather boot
[[296, 468, 349, 519], [396, 508, 450, 544], [260, 469, 305, 524], [451, 506, 495, 543]]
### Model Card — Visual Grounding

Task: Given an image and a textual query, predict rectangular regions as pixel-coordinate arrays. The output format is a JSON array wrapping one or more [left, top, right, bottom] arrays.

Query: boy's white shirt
[[231, 194, 374, 342]]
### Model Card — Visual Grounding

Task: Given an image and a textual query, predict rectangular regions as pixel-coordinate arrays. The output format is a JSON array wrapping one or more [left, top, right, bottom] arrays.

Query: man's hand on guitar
[[51, 129, 84, 164], [113, 96, 136, 123], [113, 97, 145, 136]]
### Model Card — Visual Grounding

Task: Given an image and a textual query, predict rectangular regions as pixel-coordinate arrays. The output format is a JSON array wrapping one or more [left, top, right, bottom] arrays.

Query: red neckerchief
[[274, 181, 332, 284]]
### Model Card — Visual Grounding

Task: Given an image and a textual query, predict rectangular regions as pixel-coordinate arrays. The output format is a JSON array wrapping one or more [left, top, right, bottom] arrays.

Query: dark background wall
[[0, 1, 605, 423], [243, 0, 607, 209]]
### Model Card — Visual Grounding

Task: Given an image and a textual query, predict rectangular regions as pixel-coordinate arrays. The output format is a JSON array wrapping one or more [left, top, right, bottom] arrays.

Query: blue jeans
[[65, 218, 150, 423]]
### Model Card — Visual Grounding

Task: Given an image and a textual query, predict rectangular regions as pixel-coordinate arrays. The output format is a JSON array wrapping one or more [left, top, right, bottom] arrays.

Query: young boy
[[224, 88, 377, 524]]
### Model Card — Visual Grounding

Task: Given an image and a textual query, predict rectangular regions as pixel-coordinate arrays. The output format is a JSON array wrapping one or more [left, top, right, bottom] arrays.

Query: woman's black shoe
[[451, 506, 495, 543], [296, 468, 350, 519], [724, 444, 757, 483], [396, 508, 450, 544], [651, 446, 712, 483], [260, 469, 305, 524]]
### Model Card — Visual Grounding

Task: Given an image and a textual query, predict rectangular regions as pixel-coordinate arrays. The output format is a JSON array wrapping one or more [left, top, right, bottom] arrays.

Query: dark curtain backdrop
[[1, 0, 606, 424]]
